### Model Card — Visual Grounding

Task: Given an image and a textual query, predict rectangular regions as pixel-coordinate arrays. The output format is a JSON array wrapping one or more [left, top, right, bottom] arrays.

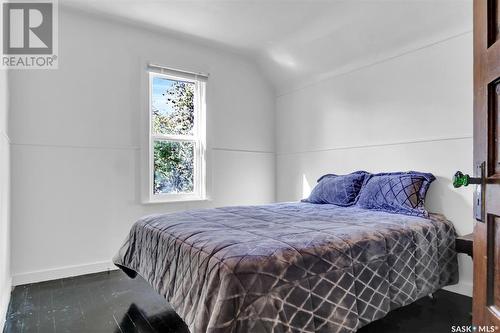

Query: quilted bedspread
[[113, 202, 458, 333]]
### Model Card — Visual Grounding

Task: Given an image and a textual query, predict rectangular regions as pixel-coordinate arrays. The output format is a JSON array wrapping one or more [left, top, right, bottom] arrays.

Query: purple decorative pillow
[[356, 171, 435, 217], [302, 171, 368, 206]]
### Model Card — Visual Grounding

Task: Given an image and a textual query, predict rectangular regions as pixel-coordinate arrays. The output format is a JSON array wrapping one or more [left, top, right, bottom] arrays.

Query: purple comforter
[[113, 202, 458, 333]]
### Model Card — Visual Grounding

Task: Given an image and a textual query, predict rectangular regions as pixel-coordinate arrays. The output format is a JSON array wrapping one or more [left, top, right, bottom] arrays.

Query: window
[[147, 65, 206, 202]]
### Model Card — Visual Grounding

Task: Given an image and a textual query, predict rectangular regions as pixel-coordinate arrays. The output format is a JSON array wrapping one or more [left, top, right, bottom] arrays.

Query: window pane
[[153, 140, 194, 195], [151, 76, 195, 136]]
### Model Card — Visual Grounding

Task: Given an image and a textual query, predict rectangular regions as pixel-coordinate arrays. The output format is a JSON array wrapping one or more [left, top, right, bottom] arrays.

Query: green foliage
[[154, 141, 193, 194], [153, 81, 194, 135], [153, 81, 195, 194]]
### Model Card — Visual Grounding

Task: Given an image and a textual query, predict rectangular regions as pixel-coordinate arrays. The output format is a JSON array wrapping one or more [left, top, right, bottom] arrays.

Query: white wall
[[276, 33, 474, 296], [8, 8, 275, 285], [0, 68, 11, 330]]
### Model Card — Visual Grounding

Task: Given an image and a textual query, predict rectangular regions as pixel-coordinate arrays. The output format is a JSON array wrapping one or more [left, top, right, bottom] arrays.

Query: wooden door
[[473, 0, 500, 326]]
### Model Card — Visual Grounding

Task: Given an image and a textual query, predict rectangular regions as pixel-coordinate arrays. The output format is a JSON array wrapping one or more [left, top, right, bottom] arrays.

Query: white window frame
[[147, 69, 207, 203]]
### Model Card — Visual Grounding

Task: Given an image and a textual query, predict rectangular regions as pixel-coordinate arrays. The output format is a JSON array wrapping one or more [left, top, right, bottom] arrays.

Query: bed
[[113, 202, 458, 333]]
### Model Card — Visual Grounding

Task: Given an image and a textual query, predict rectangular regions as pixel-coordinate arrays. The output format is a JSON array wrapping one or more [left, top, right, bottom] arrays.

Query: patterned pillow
[[302, 171, 368, 206], [356, 171, 435, 217]]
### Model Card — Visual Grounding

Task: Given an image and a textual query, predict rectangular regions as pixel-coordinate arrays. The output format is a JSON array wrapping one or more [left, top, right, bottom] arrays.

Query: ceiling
[[62, 0, 473, 94]]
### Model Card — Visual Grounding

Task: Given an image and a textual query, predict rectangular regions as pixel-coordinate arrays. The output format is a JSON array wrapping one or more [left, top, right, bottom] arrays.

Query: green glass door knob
[[453, 171, 481, 188]]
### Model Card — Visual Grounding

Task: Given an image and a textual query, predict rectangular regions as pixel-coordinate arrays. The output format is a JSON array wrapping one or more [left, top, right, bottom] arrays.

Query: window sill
[[143, 196, 211, 205]]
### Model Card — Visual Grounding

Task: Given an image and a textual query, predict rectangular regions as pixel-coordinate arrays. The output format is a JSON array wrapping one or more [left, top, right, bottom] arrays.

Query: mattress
[[113, 202, 458, 333]]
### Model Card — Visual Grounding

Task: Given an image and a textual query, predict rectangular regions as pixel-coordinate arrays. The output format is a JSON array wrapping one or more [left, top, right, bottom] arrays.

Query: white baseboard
[[12, 261, 118, 286], [443, 280, 473, 297], [0, 277, 12, 333]]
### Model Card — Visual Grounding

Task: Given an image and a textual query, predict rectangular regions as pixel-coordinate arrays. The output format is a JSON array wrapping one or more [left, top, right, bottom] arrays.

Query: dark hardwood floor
[[3, 270, 472, 333]]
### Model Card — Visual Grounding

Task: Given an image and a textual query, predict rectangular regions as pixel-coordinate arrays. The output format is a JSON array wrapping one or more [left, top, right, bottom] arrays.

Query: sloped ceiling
[[62, 0, 473, 95]]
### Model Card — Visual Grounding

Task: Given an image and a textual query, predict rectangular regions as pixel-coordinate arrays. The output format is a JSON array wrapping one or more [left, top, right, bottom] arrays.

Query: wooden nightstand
[[455, 233, 474, 257]]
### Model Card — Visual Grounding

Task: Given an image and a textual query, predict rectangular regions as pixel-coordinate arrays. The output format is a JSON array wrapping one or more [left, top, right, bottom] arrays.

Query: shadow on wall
[[426, 176, 473, 235]]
